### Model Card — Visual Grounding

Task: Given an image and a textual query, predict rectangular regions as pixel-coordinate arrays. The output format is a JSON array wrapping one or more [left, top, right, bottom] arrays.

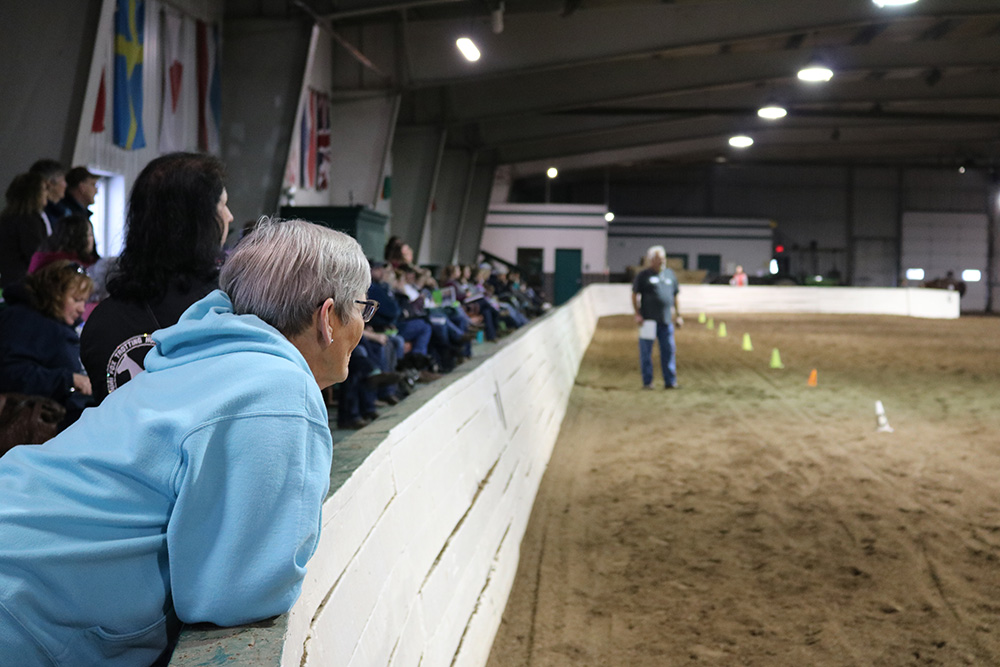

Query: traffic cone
[[698, 312, 706, 324], [875, 400, 894, 433], [769, 348, 784, 369], [718, 322, 727, 338], [742, 333, 753, 351], [807, 369, 818, 387], [707, 317, 715, 330]]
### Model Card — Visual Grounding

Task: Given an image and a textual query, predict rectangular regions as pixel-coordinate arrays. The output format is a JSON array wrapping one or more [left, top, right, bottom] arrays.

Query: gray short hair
[[646, 245, 666, 261], [220, 218, 370, 336]]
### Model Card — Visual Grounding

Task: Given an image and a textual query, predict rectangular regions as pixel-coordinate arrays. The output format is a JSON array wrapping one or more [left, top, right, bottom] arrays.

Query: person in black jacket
[[80, 153, 233, 404], [0, 260, 95, 428], [0, 172, 49, 289]]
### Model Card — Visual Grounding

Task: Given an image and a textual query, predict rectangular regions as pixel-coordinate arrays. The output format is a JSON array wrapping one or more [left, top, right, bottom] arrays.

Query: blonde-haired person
[[0, 260, 95, 427], [0, 219, 372, 665]]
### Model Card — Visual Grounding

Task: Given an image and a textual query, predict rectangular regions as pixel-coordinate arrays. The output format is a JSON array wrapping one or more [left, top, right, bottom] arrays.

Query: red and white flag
[[159, 12, 186, 153], [196, 20, 221, 154], [92, 68, 107, 133], [315, 92, 331, 191]]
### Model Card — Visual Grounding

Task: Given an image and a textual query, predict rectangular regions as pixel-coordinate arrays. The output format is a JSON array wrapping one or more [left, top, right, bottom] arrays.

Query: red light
[[775, 244, 785, 253]]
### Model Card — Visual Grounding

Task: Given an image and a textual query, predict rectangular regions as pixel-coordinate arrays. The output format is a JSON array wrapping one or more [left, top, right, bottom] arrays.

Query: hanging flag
[[159, 12, 186, 153], [299, 90, 316, 189], [315, 92, 331, 191], [196, 20, 221, 154], [92, 68, 107, 133], [113, 0, 147, 149]]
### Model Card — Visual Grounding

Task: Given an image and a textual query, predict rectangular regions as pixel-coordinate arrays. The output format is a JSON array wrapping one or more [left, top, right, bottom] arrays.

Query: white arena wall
[[169, 284, 958, 667]]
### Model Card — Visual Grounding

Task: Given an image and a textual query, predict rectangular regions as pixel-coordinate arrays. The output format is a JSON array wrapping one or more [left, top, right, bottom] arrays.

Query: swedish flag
[[114, 0, 146, 149]]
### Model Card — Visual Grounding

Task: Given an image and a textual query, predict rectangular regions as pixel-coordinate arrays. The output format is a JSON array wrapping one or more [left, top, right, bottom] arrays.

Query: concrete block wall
[[169, 283, 955, 667]]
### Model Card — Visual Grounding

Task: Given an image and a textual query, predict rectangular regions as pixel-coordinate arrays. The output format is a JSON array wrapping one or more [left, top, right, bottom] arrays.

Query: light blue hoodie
[[0, 290, 333, 666]]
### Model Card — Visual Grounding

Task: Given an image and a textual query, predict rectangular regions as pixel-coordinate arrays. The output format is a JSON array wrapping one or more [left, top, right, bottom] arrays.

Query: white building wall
[[901, 212, 988, 312], [482, 203, 608, 273], [607, 216, 773, 276]]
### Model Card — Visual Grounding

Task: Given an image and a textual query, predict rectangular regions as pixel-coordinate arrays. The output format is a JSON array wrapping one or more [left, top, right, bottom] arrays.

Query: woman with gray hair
[[0, 219, 373, 666]]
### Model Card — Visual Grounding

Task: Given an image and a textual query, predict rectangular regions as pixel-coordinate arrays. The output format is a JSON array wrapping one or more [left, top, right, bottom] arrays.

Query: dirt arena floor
[[487, 312, 1000, 666]]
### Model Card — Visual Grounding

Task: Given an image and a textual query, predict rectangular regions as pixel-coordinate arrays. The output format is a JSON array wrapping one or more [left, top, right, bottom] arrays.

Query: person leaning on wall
[[0, 218, 372, 666]]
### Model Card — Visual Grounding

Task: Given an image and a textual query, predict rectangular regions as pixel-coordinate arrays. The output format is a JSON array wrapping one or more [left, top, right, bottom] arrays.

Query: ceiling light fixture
[[729, 135, 753, 148], [797, 61, 833, 82], [757, 104, 787, 120], [605, 212, 615, 222], [872, 0, 918, 7], [546, 167, 559, 179], [456, 37, 481, 62]]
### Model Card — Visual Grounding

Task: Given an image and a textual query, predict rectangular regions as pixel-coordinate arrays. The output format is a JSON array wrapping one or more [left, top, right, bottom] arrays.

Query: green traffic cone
[[698, 312, 706, 324], [769, 348, 784, 369], [718, 322, 727, 338], [707, 317, 715, 330], [742, 333, 753, 351]]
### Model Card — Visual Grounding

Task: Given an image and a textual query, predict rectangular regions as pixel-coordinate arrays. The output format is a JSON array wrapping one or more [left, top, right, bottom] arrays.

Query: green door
[[554, 248, 583, 305], [697, 253, 721, 278]]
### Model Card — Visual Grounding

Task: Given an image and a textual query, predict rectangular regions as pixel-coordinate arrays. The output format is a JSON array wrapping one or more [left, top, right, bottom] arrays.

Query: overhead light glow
[[456, 37, 481, 62], [769, 259, 778, 275], [905, 268, 924, 281], [873, 0, 918, 7], [729, 135, 753, 148], [797, 64, 834, 82], [546, 167, 558, 179], [604, 212, 615, 222], [757, 104, 787, 120], [962, 269, 981, 282]]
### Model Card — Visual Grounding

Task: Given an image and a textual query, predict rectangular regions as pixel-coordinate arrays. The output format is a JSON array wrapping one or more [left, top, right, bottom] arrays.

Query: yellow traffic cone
[[807, 368, 818, 387], [769, 348, 784, 369], [718, 322, 727, 338], [707, 317, 715, 330], [742, 333, 753, 351], [698, 312, 706, 324]]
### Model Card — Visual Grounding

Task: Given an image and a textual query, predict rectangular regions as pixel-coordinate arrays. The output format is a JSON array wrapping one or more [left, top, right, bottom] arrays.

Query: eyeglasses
[[315, 298, 379, 322], [356, 299, 379, 322]]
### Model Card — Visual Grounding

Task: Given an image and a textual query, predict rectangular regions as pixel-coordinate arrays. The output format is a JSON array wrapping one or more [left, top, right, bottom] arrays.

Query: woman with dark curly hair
[[0, 172, 48, 289], [27, 213, 100, 274], [0, 260, 95, 428], [80, 152, 233, 404]]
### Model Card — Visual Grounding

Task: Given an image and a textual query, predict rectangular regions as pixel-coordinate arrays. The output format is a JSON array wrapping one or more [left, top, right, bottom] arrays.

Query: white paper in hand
[[639, 320, 657, 340]]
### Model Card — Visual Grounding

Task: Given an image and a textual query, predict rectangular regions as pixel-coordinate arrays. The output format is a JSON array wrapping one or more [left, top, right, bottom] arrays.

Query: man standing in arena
[[632, 245, 682, 389]]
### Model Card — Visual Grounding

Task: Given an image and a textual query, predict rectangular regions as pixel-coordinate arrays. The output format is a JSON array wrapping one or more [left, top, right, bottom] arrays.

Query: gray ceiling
[[249, 0, 1000, 176]]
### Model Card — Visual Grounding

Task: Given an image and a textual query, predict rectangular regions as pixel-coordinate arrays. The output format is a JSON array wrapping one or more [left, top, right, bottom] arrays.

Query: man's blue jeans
[[638, 320, 676, 387]]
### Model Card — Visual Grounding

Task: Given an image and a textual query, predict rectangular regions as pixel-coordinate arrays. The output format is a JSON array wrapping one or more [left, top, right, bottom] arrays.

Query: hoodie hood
[[144, 289, 311, 378]]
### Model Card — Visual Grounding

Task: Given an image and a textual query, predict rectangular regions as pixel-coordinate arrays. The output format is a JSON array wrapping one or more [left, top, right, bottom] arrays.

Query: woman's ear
[[317, 298, 336, 345]]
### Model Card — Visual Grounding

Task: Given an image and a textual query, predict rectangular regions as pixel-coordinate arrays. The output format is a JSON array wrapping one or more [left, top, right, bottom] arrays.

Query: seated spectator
[[51, 166, 99, 221], [28, 158, 67, 235], [28, 213, 99, 274], [80, 152, 232, 405], [0, 219, 370, 665], [0, 172, 48, 289], [0, 260, 94, 428], [384, 235, 414, 269]]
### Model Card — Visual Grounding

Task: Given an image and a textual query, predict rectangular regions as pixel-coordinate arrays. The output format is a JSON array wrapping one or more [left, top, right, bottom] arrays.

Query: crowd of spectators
[[0, 155, 550, 440], [333, 236, 549, 429]]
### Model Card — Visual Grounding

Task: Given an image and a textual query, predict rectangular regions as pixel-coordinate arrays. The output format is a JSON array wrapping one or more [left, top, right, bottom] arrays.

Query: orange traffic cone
[[807, 369, 818, 387]]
